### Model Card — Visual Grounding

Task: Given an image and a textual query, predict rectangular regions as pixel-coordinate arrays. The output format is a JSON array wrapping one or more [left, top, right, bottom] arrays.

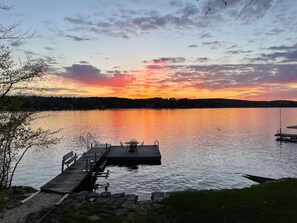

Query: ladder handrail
[[154, 140, 159, 148], [87, 132, 98, 144], [79, 136, 91, 150]]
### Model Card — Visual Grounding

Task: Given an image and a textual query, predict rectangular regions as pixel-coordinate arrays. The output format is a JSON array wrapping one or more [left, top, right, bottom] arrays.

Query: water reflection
[[12, 108, 297, 200]]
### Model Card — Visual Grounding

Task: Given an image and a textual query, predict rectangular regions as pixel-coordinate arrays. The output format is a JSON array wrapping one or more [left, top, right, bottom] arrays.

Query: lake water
[[12, 108, 297, 200]]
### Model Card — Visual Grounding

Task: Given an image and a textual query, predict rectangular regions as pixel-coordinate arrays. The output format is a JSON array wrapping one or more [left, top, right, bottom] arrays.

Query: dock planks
[[41, 145, 109, 194]]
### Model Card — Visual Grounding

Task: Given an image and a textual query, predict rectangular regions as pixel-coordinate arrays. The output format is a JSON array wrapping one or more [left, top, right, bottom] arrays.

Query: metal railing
[[79, 136, 90, 150], [154, 140, 159, 148]]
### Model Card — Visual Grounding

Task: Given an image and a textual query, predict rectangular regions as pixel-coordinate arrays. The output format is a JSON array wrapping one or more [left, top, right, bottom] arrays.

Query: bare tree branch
[[201, 0, 273, 18], [0, 2, 12, 10], [0, 45, 48, 98], [0, 2, 34, 39], [240, 0, 273, 18]]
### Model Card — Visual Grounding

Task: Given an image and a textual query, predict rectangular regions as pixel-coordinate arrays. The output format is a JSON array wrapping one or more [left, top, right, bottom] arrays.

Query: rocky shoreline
[[1, 186, 170, 223], [41, 191, 170, 223]]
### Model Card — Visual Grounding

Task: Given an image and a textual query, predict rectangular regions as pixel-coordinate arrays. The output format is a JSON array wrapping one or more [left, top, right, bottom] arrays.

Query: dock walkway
[[41, 144, 109, 194]]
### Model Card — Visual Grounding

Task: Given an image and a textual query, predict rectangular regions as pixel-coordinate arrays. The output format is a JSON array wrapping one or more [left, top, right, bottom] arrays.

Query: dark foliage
[[1, 96, 296, 111]]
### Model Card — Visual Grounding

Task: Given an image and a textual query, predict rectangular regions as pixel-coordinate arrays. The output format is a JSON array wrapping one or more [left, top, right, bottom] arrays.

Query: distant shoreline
[[1, 96, 297, 111]]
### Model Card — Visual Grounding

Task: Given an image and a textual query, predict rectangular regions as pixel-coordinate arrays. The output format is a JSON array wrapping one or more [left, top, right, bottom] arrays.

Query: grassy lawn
[[145, 179, 297, 223], [61, 179, 297, 223]]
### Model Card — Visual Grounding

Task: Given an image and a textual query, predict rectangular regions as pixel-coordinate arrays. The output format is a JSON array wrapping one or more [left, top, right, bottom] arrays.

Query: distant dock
[[41, 141, 161, 194], [275, 133, 297, 143], [275, 125, 297, 143]]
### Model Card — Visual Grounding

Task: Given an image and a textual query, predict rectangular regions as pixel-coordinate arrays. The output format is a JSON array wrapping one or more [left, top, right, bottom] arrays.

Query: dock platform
[[106, 145, 161, 164], [275, 133, 297, 143]]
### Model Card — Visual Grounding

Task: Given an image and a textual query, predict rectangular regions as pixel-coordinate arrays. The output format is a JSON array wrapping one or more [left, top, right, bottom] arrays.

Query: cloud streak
[[57, 64, 134, 87], [62, 3, 218, 38]]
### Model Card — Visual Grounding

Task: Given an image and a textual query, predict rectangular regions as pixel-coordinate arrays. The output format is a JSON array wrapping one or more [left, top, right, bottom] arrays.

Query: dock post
[[90, 161, 94, 172], [86, 159, 89, 172], [106, 143, 107, 149], [61, 159, 64, 173]]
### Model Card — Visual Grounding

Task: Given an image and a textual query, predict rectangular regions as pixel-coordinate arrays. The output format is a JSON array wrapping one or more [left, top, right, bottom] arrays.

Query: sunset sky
[[2, 0, 297, 100]]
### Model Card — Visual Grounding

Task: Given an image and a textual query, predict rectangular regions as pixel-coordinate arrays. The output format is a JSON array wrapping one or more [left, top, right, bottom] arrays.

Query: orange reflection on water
[[33, 108, 297, 159]]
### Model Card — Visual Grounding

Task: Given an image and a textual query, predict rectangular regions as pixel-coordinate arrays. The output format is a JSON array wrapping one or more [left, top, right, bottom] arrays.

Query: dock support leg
[[90, 161, 94, 172], [61, 160, 64, 173]]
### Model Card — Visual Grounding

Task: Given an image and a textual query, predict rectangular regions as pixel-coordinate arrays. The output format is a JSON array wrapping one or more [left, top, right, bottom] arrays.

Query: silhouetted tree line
[[1, 96, 297, 111]]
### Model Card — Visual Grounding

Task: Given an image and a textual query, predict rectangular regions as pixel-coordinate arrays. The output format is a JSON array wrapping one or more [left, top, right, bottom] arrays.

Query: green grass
[[0, 189, 13, 213], [61, 203, 120, 223], [146, 179, 297, 223], [60, 179, 297, 223]]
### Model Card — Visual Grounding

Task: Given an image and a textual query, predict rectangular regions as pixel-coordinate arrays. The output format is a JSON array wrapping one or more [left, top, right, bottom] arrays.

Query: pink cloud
[[57, 64, 135, 87]]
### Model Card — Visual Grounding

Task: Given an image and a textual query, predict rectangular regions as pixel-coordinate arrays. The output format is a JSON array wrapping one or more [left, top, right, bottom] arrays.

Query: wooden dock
[[275, 133, 297, 143], [40, 142, 161, 194], [275, 124, 297, 143], [41, 144, 109, 194], [106, 145, 161, 164], [287, 125, 297, 129]]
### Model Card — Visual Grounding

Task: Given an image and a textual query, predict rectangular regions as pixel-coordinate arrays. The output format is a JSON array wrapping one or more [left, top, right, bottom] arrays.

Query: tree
[[0, 2, 60, 189], [0, 46, 48, 99], [202, 0, 273, 17], [0, 112, 59, 188], [0, 2, 33, 40]]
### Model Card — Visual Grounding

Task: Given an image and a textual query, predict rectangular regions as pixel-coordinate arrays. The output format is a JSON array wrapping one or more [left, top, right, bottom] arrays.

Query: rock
[[90, 198, 96, 202], [99, 191, 111, 198], [138, 200, 152, 212], [116, 197, 125, 203], [73, 191, 89, 201], [98, 197, 116, 205], [151, 192, 165, 203], [164, 192, 170, 198], [115, 208, 129, 216], [122, 201, 138, 210], [152, 203, 163, 208], [87, 192, 100, 199], [111, 192, 125, 198], [123, 194, 138, 203], [95, 197, 110, 204], [138, 200, 152, 206], [88, 215, 101, 221]]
